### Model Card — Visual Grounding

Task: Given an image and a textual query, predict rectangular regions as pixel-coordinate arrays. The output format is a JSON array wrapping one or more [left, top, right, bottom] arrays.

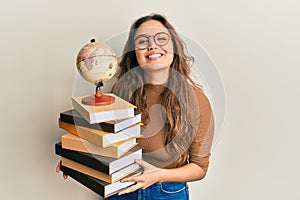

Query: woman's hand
[[118, 159, 165, 195], [56, 161, 68, 179]]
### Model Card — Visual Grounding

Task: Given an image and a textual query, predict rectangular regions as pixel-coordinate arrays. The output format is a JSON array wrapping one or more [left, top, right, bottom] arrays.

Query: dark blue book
[[55, 142, 142, 175], [61, 165, 142, 198]]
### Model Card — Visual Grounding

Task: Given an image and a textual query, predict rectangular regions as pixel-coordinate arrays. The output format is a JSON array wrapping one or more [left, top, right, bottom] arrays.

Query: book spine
[[61, 166, 105, 197], [62, 157, 113, 183], [60, 113, 115, 132], [55, 143, 110, 174], [58, 120, 105, 147], [61, 134, 118, 158], [61, 166, 139, 198]]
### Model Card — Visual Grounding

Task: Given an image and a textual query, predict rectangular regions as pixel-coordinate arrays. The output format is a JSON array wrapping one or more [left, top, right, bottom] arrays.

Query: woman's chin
[[140, 63, 170, 71]]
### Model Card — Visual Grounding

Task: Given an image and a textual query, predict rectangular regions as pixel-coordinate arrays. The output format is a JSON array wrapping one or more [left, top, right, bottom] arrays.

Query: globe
[[76, 39, 118, 106], [76, 39, 118, 84]]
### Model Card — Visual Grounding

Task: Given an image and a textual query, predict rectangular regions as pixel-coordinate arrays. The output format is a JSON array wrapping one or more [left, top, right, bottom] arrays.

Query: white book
[[61, 133, 137, 158], [72, 94, 136, 124], [106, 112, 142, 133]]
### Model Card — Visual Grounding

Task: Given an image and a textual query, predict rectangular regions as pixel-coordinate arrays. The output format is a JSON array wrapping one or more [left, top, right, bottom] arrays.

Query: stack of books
[[55, 94, 143, 198]]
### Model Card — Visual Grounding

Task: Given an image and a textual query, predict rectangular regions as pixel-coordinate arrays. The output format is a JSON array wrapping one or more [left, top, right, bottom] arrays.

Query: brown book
[[61, 157, 141, 184], [58, 118, 142, 148], [61, 133, 137, 158], [72, 94, 136, 124]]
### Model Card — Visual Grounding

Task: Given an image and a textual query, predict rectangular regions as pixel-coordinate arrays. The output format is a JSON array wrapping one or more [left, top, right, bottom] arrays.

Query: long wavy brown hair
[[112, 13, 200, 164]]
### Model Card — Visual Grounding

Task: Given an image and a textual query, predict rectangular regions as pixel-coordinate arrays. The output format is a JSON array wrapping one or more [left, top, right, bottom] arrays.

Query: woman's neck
[[143, 68, 169, 85]]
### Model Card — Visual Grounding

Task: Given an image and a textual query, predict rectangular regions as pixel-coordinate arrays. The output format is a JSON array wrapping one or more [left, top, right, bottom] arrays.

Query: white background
[[1, 0, 299, 199]]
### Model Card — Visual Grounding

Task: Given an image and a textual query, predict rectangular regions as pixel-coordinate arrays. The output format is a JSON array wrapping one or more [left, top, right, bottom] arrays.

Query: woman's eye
[[157, 37, 167, 41], [138, 40, 148, 44]]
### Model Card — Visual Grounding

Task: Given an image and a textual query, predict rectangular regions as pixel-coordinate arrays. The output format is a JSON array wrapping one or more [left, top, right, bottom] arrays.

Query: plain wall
[[1, 0, 299, 199]]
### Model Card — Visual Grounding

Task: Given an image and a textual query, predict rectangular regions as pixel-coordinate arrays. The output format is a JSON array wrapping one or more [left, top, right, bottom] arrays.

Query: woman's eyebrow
[[135, 33, 148, 38], [135, 31, 169, 39]]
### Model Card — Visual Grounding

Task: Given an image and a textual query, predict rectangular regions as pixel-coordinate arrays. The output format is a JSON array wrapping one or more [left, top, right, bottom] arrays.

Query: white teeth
[[148, 53, 162, 59]]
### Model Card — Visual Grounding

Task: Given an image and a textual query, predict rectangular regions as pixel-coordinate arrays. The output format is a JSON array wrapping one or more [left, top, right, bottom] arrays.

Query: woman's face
[[134, 20, 174, 71]]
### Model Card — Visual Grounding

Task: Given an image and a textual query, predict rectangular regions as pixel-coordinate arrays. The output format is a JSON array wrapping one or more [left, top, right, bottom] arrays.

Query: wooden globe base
[[81, 88, 115, 106], [82, 95, 115, 106]]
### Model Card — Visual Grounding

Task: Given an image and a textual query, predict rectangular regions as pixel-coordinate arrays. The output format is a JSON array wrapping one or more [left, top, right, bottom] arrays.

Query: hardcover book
[[72, 94, 136, 124], [61, 133, 137, 158], [60, 109, 142, 133], [55, 142, 142, 174], [61, 157, 141, 183], [58, 119, 142, 148], [61, 166, 142, 198]]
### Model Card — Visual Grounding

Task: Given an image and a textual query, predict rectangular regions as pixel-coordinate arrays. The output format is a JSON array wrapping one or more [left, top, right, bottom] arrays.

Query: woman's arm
[[119, 89, 214, 195], [159, 162, 206, 182], [118, 159, 205, 195]]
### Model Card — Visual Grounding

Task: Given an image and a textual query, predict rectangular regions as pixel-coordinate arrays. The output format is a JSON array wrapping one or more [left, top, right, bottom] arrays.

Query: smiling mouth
[[147, 53, 163, 59]]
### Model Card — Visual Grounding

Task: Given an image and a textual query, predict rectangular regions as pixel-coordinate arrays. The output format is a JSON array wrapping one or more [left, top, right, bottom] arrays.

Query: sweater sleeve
[[188, 88, 215, 174]]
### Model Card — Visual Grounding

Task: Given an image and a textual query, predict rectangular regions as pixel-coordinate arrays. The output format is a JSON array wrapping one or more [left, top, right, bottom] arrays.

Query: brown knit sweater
[[137, 84, 214, 173]]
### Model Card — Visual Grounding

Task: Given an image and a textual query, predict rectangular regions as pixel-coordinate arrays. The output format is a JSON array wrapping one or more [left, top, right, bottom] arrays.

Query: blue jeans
[[108, 182, 189, 200]]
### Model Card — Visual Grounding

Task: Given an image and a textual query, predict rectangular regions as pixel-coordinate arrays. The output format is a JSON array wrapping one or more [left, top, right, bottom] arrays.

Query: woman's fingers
[[135, 159, 150, 169], [118, 160, 163, 195], [118, 182, 143, 195], [56, 162, 61, 172], [121, 175, 146, 183], [63, 173, 68, 179], [56, 161, 68, 179]]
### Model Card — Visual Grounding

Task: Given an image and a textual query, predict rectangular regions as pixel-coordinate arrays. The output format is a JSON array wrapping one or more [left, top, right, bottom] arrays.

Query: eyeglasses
[[134, 32, 171, 50]]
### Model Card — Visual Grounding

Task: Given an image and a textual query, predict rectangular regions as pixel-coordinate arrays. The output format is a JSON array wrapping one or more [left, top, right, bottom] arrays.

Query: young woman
[[108, 13, 215, 200], [56, 13, 214, 200]]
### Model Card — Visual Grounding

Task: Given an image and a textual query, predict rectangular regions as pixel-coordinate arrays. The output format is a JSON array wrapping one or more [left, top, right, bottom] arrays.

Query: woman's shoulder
[[191, 85, 212, 110], [192, 85, 209, 101]]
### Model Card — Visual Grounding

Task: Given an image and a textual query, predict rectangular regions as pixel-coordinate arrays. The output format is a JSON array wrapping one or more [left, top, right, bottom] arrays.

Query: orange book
[[61, 133, 137, 158], [61, 157, 141, 184], [58, 118, 142, 148]]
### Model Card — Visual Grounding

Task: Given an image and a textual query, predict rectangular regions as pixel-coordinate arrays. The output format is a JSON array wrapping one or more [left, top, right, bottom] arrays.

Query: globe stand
[[81, 82, 115, 106]]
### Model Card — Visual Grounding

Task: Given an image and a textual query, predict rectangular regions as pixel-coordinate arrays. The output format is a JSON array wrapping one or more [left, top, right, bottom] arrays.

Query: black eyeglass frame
[[134, 32, 171, 50]]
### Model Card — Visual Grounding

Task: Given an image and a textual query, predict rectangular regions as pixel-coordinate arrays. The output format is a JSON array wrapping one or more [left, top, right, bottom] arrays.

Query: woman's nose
[[147, 37, 157, 50]]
